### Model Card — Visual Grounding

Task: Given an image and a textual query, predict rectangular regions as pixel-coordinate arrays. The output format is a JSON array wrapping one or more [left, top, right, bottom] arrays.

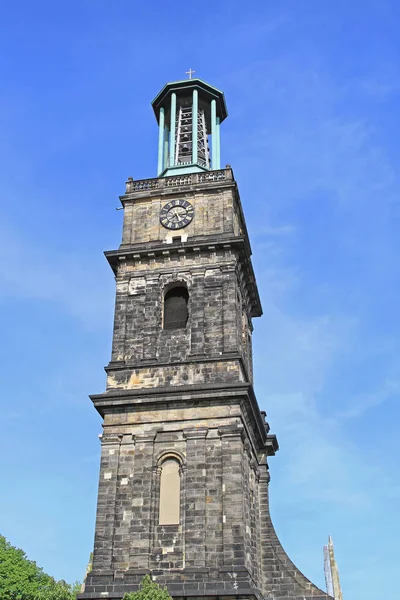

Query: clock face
[[160, 199, 194, 230]]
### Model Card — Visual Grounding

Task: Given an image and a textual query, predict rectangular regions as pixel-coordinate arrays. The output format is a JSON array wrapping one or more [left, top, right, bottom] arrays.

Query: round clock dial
[[160, 199, 194, 230]]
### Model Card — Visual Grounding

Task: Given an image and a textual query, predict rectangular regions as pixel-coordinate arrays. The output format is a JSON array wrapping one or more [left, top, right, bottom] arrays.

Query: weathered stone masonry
[[79, 164, 331, 597]]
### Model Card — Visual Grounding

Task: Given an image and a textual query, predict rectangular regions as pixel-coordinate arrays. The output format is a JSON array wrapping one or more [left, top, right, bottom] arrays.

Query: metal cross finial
[[186, 68, 195, 79]]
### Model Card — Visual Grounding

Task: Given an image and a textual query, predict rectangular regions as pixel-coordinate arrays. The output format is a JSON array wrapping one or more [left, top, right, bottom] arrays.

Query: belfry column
[[192, 89, 198, 164], [157, 106, 165, 175], [169, 92, 176, 167], [216, 116, 221, 169], [163, 125, 169, 170], [211, 98, 217, 169]]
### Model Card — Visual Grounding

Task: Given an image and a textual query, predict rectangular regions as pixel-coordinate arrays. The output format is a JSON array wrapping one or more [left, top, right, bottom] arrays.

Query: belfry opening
[[152, 78, 227, 176]]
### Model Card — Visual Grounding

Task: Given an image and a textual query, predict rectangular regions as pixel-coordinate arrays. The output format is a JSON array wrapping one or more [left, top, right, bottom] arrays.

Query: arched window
[[159, 457, 181, 525], [163, 285, 189, 330]]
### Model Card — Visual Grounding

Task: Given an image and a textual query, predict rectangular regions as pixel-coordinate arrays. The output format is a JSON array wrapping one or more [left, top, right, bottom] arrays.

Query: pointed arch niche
[[158, 454, 182, 525]]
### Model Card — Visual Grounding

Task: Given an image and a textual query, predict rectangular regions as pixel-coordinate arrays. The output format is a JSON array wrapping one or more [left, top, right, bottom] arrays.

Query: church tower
[[80, 78, 331, 600]]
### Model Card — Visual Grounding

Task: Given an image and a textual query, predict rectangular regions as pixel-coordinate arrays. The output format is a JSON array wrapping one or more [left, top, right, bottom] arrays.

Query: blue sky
[[1, 1, 399, 598]]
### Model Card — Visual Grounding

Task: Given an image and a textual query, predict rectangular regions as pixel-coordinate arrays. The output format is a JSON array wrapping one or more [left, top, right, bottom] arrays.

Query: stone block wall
[[107, 248, 253, 387], [86, 400, 261, 594], [82, 395, 329, 600], [120, 180, 242, 247]]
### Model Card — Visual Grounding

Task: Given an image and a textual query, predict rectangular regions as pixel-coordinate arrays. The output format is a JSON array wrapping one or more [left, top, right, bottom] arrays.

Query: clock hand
[[170, 208, 185, 222]]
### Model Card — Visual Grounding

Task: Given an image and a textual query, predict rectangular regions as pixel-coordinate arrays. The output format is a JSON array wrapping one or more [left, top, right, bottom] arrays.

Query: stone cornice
[[105, 236, 262, 318], [90, 381, 273, 452], [104, 351, 243, 372]]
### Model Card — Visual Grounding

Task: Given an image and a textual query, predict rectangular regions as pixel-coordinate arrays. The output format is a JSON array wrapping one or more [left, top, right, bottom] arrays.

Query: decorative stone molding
[[182, 427, 209, 439], [100, 433, 123, 445], [218, 423, 245, 439]]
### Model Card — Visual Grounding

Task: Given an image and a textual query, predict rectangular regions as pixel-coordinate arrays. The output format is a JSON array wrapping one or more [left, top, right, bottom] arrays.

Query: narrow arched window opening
[[159, 457, 181, 525], [163, 285, 189, 330]]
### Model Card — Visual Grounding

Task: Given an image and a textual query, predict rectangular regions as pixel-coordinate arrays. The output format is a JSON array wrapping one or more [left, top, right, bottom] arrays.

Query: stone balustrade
[[125, 167, 233, 195]]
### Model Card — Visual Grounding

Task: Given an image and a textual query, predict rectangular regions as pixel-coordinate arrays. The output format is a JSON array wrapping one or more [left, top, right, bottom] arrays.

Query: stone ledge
[[90, 381, 271, 451], [105, 352, 243, 372]]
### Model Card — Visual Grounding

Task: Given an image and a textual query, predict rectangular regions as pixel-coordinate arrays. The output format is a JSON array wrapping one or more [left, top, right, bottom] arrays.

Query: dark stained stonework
[[78, 168, 331, 600]]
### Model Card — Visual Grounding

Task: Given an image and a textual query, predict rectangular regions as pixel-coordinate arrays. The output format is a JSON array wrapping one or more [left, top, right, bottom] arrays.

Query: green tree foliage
[[0, 535, 80, 600], [123, 575, 172, 600], [36, 579, 81, 600]]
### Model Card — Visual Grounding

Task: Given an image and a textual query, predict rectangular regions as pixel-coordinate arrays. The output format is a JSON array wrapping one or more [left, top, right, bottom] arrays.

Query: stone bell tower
[[80, 78, 331, 600]]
